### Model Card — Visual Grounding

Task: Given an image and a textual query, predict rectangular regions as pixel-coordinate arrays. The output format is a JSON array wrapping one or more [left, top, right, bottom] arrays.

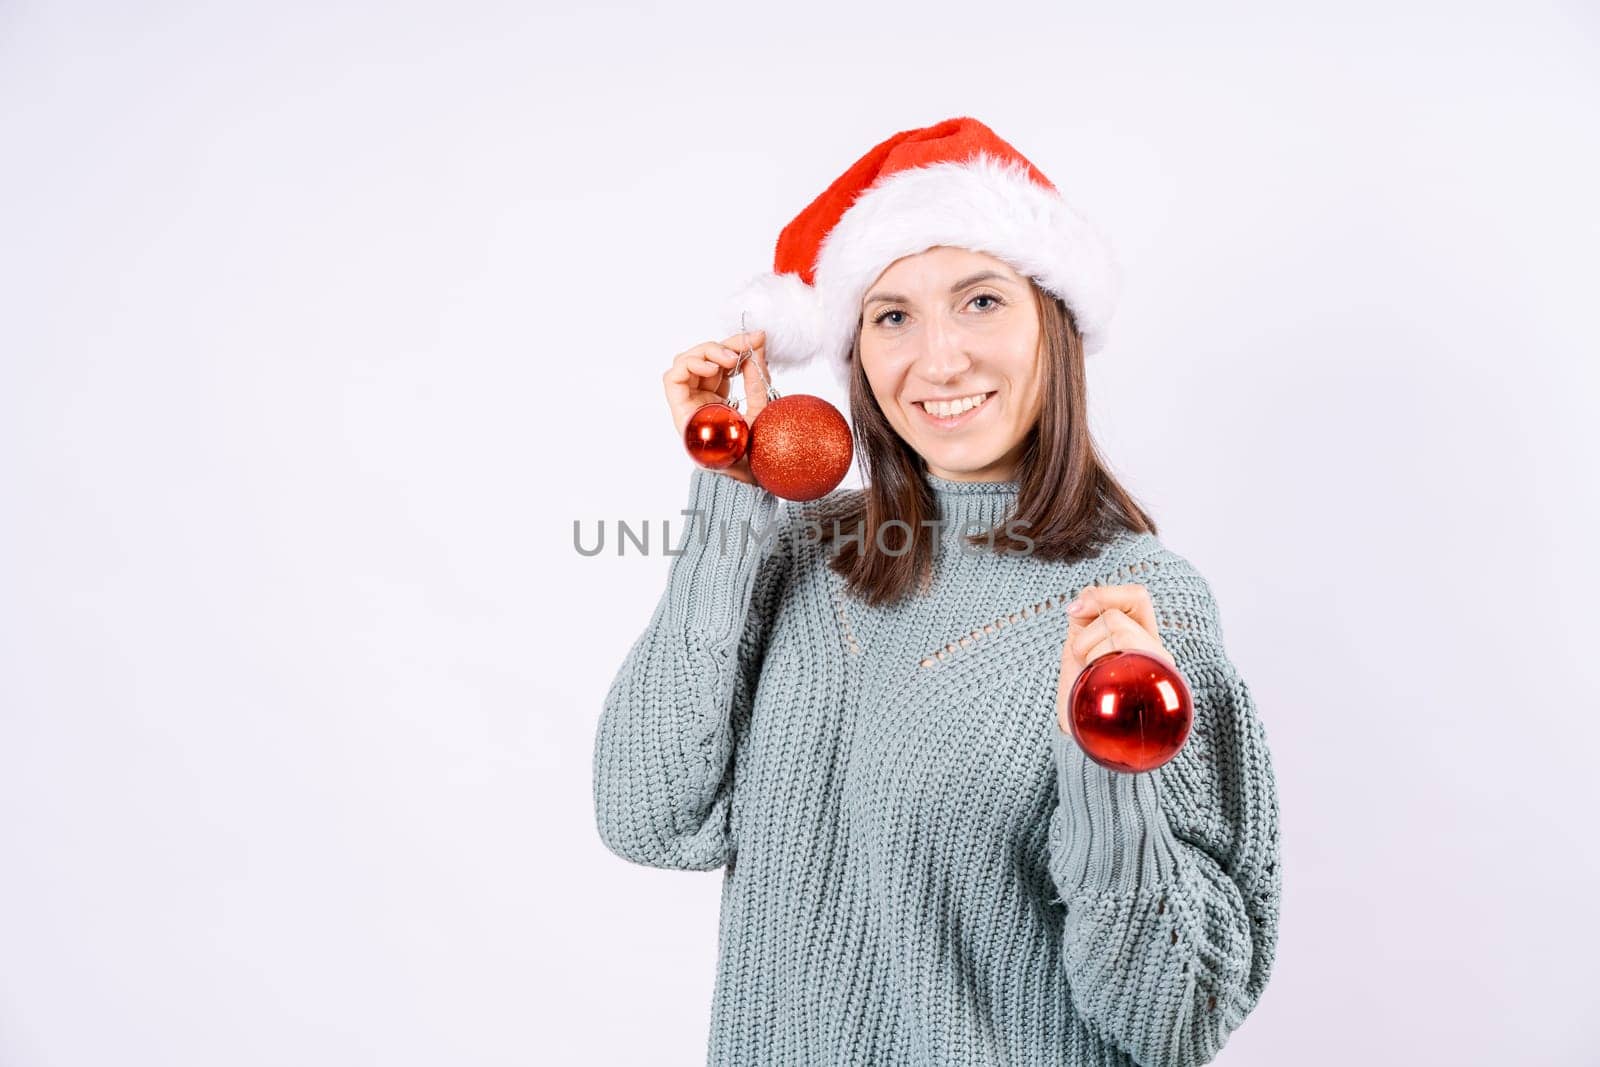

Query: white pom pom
[[718, 272, 827, 371]]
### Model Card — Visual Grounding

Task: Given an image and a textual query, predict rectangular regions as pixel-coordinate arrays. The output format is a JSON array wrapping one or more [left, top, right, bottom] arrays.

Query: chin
[[922, 444, 998, 474]]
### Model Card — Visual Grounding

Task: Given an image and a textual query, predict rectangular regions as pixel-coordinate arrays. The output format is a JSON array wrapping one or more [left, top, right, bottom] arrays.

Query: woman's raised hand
[[663, 329, 770, 486], [1056, 583, 1176, 731]]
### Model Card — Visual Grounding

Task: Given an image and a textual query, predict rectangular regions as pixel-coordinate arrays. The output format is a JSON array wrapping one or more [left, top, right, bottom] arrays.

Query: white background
[[3, 2, 1598, 1064]]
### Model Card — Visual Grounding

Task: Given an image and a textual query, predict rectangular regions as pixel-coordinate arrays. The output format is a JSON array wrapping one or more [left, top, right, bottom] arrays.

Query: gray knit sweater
[[592, 466, 1282, 1067]]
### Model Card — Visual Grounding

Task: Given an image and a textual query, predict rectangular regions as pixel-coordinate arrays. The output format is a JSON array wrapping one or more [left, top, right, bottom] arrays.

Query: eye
[[870, 291, 1005, 328]]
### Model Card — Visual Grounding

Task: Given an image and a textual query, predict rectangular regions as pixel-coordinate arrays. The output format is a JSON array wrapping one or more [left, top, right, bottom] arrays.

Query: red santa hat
[[720, 116, 1123, 387]]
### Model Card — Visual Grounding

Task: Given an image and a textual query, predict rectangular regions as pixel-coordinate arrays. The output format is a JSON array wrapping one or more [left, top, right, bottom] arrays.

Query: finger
[[699, 345, 741, 397], [1081, 634, 1175, 668], [1080, 610, 1138, 664], [1075, 609, 1176, 666], [666, 347, 739, 397], [1066, 583, 1160, 641], [663, 352, 721, 384], [682, 338, 745, 363], [720, 328, 765, 346], [685, 355, 725, 381], [1065, 615, 1099, 662], [1081, 634, 1120, 665], [1062, 617, 1091, 673], [664, 364, 721, 403], [1057, 626, 1087, 717], [691, 368, 731, 402], [1068, 612, 1125, 662], [670, 343, 740, 377], [740, 343, 772, 421]]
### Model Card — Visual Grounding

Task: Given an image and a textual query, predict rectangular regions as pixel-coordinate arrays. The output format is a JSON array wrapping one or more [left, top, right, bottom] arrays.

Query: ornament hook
[[731, 311, 781, 402]]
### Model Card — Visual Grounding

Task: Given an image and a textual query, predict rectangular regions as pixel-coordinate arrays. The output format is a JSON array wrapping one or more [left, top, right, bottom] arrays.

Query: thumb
[[742, 343, 772, 421], [1061, 618, 1088, 669]]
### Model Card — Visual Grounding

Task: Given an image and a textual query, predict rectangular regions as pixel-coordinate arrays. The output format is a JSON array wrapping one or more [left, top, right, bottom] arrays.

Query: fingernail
[[1066, 597, 1086, 613]]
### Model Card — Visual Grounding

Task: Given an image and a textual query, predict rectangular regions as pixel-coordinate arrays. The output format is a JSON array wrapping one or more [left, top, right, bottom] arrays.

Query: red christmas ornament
[[1066, 649, 1194, 774], [748, 394, 853, 501], [683, 402, 749, 470]]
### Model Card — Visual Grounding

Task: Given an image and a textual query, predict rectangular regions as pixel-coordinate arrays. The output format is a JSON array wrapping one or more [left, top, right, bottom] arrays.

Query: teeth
[[920, 392, 989, 418]]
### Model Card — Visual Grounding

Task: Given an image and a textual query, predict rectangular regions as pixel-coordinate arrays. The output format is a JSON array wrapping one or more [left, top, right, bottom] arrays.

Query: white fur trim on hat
[[717, 270, 826, 373], [723, 151, 1122, 383]]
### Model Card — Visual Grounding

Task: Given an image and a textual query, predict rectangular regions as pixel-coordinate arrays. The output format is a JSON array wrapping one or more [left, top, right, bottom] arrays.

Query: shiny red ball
[[748, 394, 853, 501], [1066, 649, 1194, 774], [684, 402, 750, 470]]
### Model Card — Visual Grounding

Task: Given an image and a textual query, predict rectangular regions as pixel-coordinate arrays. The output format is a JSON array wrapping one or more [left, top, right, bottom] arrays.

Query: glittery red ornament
[[748, 394, 853, 501], [1066, 649, 1193, 774], [683, 402, 750, 470]]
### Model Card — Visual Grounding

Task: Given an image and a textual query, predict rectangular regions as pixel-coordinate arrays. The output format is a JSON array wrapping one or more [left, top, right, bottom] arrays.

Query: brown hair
[[818, 279, 1158, 607]]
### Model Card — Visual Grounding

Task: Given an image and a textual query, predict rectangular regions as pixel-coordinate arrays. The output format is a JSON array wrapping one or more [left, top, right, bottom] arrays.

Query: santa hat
[[720, 116, 1122, 387]]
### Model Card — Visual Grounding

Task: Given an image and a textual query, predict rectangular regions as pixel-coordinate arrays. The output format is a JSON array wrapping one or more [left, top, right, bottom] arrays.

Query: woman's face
[[858, 246, 1043, 482]]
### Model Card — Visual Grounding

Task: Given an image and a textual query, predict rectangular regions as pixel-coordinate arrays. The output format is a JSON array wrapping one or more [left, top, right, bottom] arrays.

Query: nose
[[913, 317, 974, 385]]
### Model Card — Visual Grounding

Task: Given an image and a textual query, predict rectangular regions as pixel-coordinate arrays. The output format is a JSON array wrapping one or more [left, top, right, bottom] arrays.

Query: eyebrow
[[862, 270, 1017, 309]]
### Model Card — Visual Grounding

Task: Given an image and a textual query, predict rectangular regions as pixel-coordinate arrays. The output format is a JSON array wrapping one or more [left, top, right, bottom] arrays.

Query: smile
[[913, 391, 995, 428]]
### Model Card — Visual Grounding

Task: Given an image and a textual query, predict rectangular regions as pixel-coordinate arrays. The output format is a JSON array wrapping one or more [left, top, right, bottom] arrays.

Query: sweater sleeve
[[1045, 551, 1282, 1067], [591, 466, 789, 871]]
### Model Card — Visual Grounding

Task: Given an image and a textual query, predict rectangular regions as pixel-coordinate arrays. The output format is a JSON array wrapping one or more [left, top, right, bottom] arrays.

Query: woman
[[592, 117, 1282, 1067]]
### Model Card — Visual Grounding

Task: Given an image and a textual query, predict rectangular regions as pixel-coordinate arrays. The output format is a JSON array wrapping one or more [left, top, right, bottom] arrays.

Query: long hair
[[819, 279, 1158, 607]]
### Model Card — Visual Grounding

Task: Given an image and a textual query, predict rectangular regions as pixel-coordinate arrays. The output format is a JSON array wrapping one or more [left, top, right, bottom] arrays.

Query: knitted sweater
[[592, 466, 1282, 1067]]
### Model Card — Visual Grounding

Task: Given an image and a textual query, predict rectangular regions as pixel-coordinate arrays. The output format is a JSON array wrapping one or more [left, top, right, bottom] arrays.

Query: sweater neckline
[[921, 471, 1020, 498], [919, 470, 1020, 534]]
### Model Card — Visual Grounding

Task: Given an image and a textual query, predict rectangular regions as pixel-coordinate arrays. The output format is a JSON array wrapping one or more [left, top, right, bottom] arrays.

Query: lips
[[912, 390, 995, 428]]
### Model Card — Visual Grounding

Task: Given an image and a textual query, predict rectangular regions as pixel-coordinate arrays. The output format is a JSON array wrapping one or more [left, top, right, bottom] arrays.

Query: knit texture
[[593, 467, 1282, 1067]]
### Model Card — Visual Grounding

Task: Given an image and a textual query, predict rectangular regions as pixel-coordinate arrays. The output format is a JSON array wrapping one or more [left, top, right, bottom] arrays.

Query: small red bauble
[[1066, 649, 1194, 774], [683, 402, 750, 470], [748, 394, 853, 501]]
